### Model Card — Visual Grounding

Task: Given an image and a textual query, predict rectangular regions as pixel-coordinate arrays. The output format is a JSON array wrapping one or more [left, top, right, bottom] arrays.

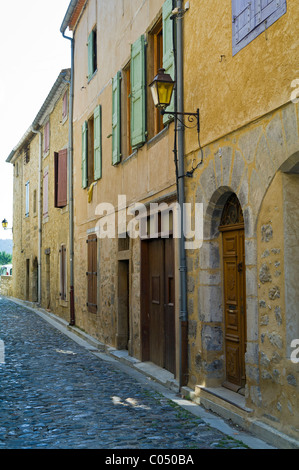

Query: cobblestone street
[[0, 297, 267, 451]]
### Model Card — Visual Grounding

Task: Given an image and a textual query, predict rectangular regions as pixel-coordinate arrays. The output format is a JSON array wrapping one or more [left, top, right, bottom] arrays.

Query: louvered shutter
[[25, 181, 30, 217], [94, 105, 102, 180], [88, 30, 95, 80], [130, 35, 146, 149], [56, 149, 68, 207], [44, 121, 50, 154], [87, 235, 97, 313], [43, 169, 49, 217], [82, 121, 88, 188], [163, 0, 175, 123], [112, 71, 121, 165]]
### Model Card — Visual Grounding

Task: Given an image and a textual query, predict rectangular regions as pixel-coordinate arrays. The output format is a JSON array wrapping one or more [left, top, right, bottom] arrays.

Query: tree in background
[[0, 252, 12, 265]]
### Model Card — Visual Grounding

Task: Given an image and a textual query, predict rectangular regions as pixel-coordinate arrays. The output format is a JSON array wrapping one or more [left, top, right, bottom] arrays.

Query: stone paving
[[0, 297, 250, 450]]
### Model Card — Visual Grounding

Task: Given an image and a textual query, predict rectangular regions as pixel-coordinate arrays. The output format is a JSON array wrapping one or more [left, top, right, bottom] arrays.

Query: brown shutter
[[55, 149, 68, 208], [87, 235, 97, 313], [54, 152, 59, 207]]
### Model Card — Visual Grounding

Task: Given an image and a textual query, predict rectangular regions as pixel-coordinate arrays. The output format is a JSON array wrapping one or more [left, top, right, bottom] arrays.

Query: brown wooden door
[[222, 228, 246, 390], [87, 234, 98, 314], [147, 237, 175, 374]]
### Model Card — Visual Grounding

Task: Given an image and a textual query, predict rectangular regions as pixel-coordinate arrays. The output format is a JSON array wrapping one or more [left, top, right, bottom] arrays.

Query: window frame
[[88, 27, 98, 81]]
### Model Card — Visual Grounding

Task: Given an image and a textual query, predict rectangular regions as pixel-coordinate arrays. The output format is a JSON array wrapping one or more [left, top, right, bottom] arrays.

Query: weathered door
[[222, 229, 246, 390], [219, 194, 246, 391], [146, 237, 176, 374]]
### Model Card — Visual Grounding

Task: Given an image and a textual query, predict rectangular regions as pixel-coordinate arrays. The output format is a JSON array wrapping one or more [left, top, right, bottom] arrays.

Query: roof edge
[[6, 68, 71, 164]]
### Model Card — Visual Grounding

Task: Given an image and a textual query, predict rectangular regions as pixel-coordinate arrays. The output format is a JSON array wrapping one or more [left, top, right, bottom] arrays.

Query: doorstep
[[181, 385, 254, 429]]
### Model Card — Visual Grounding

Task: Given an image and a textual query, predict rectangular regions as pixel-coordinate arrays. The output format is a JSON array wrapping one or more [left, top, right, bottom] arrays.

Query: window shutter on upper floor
[[44, 121, 50, 154], [94, 105, 102, 180], [55, 149, 68, 208], [112, 71, 121, 165], [232, 0, 287, 55], [130, 35, 146, 149], [43, 169, 49, 217], [88, 30, 95, 80], [82, 121, 88, 188], [163, 0, 175, 123], [25, 181, 30, 217]]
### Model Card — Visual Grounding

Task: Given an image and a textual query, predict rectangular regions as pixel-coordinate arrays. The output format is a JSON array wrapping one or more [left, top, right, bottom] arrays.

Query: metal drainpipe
[[62, 30, 75, 326], [31, 127, 42, 305], [176, 0, 188, 389]]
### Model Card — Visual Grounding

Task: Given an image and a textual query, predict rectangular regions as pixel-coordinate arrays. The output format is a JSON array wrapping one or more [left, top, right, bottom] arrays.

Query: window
[[43, 168, 49, 218], [88, 27, 97, 80], [112, 71, 121, 165], [82, 105, 102, 188], [86, 234, 98, 313], [59, 244, 67, 301], [44, 121, 50, 155], [33, 189, 37, 215], [54, 149, 68, 208], [62, 91, 68, 121], [25, 181, 30, 217], [147, 0, 174, 140], [112, 0, 174, 156], [130, 34, 146, 149], [232, 0, 287, 55], [24, 145, 30, 164]]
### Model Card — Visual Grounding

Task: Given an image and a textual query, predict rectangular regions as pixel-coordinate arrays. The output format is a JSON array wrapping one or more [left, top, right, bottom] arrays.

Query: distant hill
[[0, 239, 13, 255]]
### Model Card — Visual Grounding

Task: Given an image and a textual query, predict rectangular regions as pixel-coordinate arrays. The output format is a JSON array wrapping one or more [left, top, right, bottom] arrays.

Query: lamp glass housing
[[2, 219, 8, 229], [149, 68, 175, 109]]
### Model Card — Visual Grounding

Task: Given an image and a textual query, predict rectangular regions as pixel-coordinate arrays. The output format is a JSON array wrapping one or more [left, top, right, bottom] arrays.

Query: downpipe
[[62, 30, 75, 326], [31, 127, 42, 306]]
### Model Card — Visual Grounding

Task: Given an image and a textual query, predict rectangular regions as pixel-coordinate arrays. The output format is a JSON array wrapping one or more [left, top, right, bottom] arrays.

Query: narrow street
[[0, 297, 267, 451]]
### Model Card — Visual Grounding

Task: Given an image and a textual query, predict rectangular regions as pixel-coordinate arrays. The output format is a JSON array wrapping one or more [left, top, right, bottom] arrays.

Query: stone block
[[238, 126, 262, 163], [201, 325, 223, 351]]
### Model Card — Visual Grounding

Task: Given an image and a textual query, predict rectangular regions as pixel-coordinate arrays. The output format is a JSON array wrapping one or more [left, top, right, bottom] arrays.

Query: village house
[[179, 0, 299, 446], [6, 0, 298, 449], [60, 0, 186, 383], [59, 0, 298, 446], [6, 69, 71, 321]]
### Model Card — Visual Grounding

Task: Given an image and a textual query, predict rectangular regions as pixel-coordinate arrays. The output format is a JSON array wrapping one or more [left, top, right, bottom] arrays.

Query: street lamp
[[149, 68, 200, 136], [2, 219, 12, 231], [149, 68, 175, 110]]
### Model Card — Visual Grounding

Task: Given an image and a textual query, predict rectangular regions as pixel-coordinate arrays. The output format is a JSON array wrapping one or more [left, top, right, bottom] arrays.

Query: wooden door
[[164, 238, 175, 374], [222, 228, 246, 390], [146, 237, 176, 374]]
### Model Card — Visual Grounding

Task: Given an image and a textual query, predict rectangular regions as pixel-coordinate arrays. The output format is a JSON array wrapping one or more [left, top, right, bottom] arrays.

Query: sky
[[0, 0, 71, 240]]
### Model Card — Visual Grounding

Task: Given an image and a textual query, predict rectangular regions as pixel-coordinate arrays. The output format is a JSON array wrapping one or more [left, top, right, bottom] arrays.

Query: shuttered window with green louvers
[[130, 35, 146, 149]]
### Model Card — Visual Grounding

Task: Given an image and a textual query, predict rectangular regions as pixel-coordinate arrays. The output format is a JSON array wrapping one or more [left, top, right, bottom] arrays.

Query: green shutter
[[88, 31, 94, 80], [163, 0, 175, 123], [94, 105, 102, 180], [130, 35, 146, 149], [112, 71, 121, 165], [82, 121, 88, 188]]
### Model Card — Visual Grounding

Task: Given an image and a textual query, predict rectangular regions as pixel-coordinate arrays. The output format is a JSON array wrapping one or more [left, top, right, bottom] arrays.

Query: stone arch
[[198, 185, 260, 393]]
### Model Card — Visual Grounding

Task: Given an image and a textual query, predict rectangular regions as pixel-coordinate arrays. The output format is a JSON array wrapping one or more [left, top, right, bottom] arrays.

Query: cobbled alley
[[0, 297, 271, 451]]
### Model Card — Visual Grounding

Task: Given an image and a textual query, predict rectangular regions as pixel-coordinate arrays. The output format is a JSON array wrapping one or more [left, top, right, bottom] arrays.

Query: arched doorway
[[219, 194, 246, 393]]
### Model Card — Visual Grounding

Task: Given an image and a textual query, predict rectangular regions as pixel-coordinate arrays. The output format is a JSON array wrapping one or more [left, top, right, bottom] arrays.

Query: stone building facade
[[7, 70, 71, 321], [180, 0, 299, 445], [61, 0, 183, 379]]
